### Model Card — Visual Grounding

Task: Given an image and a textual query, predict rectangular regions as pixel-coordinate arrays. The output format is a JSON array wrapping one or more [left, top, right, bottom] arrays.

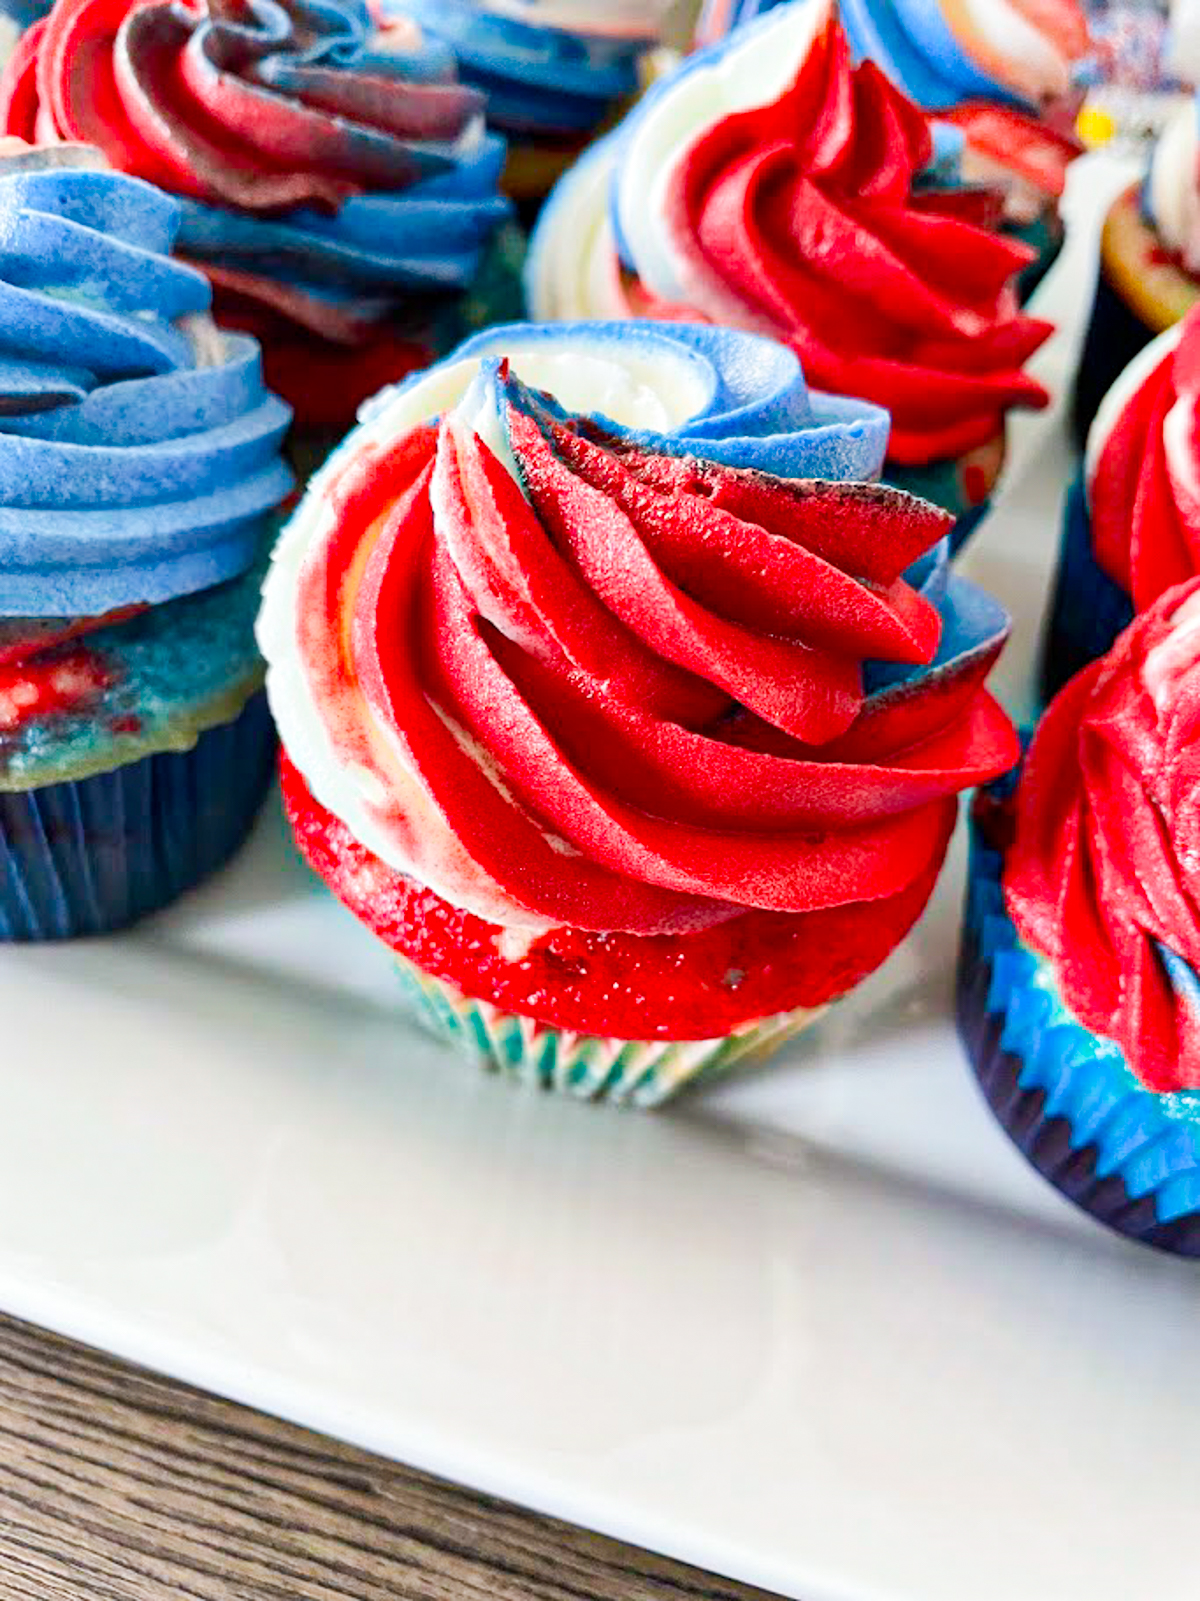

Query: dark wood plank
[[0, 1314, 782, 1601]]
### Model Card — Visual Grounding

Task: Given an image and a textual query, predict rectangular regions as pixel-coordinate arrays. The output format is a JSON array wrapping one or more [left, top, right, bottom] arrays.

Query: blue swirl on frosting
[[383, 0, 646, 137], [695, 0, 1019, 109], [376, 319, 893, 482], [0, 150, 292, 617]]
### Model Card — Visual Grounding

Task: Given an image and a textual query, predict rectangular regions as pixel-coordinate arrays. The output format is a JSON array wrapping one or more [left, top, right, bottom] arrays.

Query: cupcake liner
[[393, 955, 824, 1108], [1041, 471, 1133, 701], [956, 814, 1200, 1256], [1010, 213, 1064, 307], [1071, 264, 1160, 452], [0, 689, 275, 941], [887, 456, 995, 554]]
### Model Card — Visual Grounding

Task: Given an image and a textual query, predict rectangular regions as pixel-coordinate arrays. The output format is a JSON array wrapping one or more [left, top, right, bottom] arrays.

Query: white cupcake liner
[[394, 955, 823, 1108]]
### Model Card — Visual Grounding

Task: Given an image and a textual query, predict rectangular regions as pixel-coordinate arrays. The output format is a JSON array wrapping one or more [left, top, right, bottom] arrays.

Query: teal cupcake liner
[[1008, 210, 1064, 306], [394, 955, 823, 1108], [957, 802, 1200, 1256], [886, 457, 991, 554], [1041, 470, 1133, 701], [0, 689, 274, 941]]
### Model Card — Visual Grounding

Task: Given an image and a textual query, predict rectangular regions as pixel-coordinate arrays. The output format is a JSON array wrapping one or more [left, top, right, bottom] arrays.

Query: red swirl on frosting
[[287, 377, 1018, 1035], [1006, 578, 1200, 1093], [1090, 312, 1200, 608], [0, 0, 481, 212], [623, 12, 1052, 466]]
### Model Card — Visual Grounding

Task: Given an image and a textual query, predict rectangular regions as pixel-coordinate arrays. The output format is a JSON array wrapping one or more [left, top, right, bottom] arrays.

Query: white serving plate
[[1, 153, 1197, 1601]]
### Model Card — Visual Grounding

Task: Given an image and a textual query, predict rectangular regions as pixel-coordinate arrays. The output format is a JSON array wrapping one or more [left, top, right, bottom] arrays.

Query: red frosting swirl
[[1090, 310, 1200, 608], [1006, 578, 1200, 1093], [622, 12, 1052, 466], [284, 370, 1019, 1036], [0, 0, 480, 212]]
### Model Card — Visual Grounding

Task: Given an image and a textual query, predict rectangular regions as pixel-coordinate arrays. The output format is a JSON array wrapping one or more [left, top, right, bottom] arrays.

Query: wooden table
[[0, 1313, 781, 1601]]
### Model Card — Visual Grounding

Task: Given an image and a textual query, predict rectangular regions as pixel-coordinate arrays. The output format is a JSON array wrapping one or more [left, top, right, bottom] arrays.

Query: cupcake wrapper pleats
[[0, 690, 275, 941], [957, 818, 1200, 1256], [394, 955, 824, 1108]]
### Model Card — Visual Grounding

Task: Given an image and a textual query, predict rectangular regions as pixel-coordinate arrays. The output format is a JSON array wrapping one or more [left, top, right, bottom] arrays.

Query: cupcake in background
[[959, 584, 1200, 1257], [527, 0, 1053, 544], [1047, 306, 1200, 698], [260, 319, 1019, 1106], [0, 0, 514, 437], [696, 0, 1088, 304], [0, 141, 292, 939], [1073, 91, 1200, 445], [380, 0, 679, 209]]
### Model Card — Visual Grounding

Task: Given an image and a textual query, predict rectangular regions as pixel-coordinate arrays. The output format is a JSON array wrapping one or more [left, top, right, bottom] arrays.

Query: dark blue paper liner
[[1041, 471, 1133, 701], [956, 805, 1200, 1257], [0, 689, 274, 940], [1070, 264, 1159, 453]]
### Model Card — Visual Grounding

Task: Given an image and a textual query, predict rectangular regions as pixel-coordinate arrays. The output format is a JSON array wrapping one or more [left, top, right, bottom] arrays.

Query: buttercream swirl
[[1007, 578, 1200, 1094], [1147, 94, 1200, 277], [384, 0, 674, 139], [259, 320, 1017, 971], [0, 142, 291, 618], [0, 0, 511, 391], [527, 2, 1052, 468], [1086, 310, 1200, 611]]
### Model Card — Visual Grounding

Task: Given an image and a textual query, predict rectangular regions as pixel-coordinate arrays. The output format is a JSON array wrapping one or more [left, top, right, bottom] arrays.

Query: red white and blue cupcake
[[960, 584, 1200, 1256], [696, 0, 1089, 304], [1047, 305, 1200, 697], [526, 0, 1053, 545], [0, 142, 292, 939], [0, 0, 514, 432], [259, 319, 1018, 1104], [378, 0, 677, 207]]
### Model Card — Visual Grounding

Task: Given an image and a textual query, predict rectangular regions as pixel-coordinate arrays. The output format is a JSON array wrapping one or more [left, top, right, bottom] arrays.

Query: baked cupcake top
[[1085, 308, 1200, 610], [0, 0, 511, 360], [527, 1, 1052, 469], [259, 319, 1017, 947], [1006, 578, 1200, 1093], [383, 0, 674, 140], [0, 140, 290, 620]]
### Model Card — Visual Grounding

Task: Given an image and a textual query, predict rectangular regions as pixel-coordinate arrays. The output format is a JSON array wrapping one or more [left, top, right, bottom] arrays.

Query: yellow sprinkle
[[1077, 106, 1116, 147]]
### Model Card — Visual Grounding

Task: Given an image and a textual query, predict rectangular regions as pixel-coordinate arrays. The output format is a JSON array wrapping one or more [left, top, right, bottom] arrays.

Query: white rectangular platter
[[0, 153, 1196, 1601]]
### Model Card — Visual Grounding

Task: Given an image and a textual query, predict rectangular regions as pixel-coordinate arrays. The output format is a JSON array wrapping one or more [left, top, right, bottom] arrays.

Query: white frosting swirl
[[1149, 97, 1200, 274]]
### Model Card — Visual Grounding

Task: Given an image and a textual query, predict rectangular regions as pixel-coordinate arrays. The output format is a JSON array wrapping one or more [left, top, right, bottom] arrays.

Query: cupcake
[[1073, 93, 1200, 447], [1046, 308, 1200, 699], [0, 141, 292, 939], [380, 0, 677, 209], [526, 1, 1053, 546], [959, 584, 1200, 1256], [259, 319, 1018, 1105], [697, 0, 1088, 304], [0, 0, 514, 436]]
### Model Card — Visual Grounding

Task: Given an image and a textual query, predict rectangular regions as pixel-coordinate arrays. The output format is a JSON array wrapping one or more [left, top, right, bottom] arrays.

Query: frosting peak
[[1007, 579, 1200, 1093], [528, 1, 1052, 468]]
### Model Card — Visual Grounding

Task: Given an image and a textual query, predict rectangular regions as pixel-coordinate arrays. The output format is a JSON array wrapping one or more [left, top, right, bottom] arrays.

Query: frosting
[[0, 0, 511, 405], [699, 0, 1088, 107], [527, 3, 1052, 468], [1006, 577, 1200, 1094], [259, 319, 1017, 952], [381, 0, 674, 140], [0, 143, 290, 617], [1085, 312, 1200, 611], [1147, 94, 1200, 276]]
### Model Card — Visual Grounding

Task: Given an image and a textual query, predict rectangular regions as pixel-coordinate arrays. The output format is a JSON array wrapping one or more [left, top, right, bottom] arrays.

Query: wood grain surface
[[0, 1313, 781, 1601]]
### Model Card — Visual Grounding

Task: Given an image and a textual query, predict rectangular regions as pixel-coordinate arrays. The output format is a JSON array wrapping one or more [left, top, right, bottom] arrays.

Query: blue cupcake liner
[[0, 689, 274, 940], [956, 804, 1200, 1256], [1041, 470, 1133, 701], [1071, 264, 1160, 452], [393, 954, 824, 1108]]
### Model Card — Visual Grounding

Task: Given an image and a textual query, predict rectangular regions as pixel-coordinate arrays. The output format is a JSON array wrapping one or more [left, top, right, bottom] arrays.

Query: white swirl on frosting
[[1149, 97, 1200, 275], [1143, 587, 1200, 713], [524, 138, 625, 322], [950, 0, 1076, 102]]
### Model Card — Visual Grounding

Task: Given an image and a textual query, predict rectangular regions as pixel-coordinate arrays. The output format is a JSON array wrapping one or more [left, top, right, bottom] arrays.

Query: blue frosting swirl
[[0, 149, 292, 617], [383, 0, 650, 137], [436, 319, 892, 481]]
